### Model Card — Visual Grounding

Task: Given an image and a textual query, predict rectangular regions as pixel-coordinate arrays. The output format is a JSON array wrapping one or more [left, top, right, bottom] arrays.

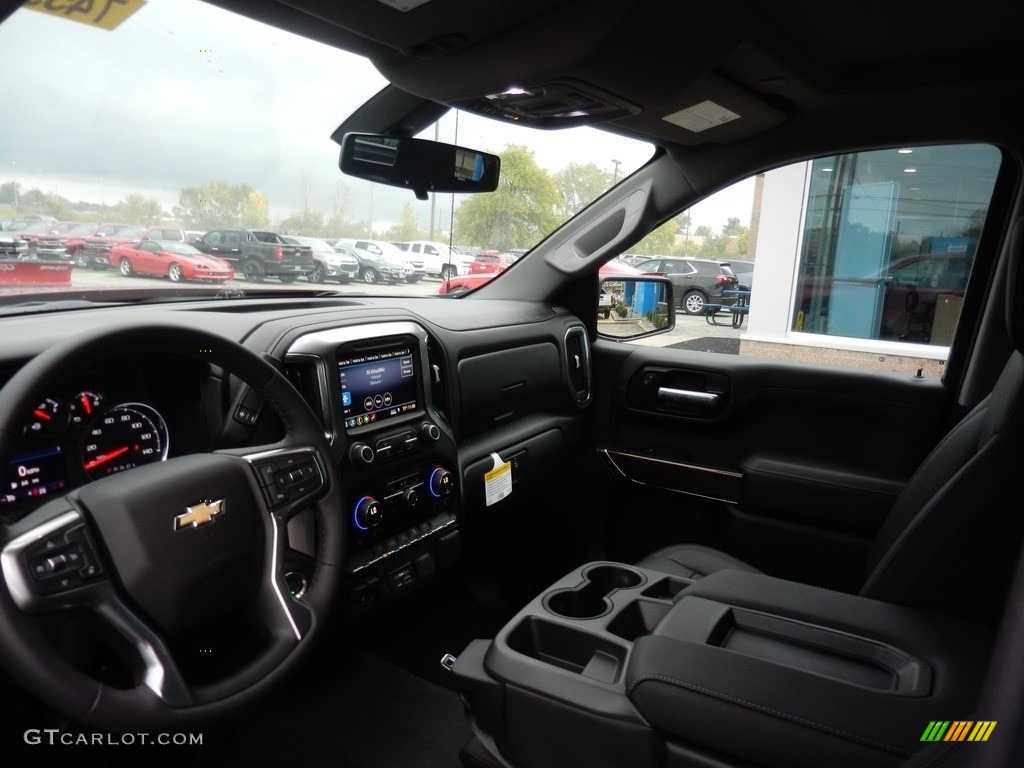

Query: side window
[[222, 231, 241, 246], [612, 143, 1002, 375], [203, 231, 221, 246], [425, 245, 439, 255]]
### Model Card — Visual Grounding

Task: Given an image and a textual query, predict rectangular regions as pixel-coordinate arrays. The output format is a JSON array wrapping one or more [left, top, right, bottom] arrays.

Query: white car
[[398, 241, 474, 280]]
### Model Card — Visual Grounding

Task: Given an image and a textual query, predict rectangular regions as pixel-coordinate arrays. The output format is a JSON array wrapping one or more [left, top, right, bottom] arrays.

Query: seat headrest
[[1007, 217, 1024, 352]]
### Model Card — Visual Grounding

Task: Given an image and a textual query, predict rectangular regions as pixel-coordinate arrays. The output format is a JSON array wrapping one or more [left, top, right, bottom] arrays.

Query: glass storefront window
[[793, 144, 1001, 345]]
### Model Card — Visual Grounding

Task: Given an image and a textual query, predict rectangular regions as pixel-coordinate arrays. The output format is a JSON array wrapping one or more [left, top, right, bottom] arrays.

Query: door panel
[[589, 341, 951, 591]]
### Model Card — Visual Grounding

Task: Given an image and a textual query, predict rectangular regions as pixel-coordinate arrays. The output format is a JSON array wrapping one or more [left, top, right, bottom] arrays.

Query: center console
[[285, 322, 461, 615], [452, 565, 993, 768]]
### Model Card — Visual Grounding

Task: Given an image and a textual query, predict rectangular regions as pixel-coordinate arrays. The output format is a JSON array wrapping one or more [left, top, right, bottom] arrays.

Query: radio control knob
[[428, 466, 454, 499], [420, 422, 441, 444], [349, 442, 375, 467], [353, 496, 383, 531]]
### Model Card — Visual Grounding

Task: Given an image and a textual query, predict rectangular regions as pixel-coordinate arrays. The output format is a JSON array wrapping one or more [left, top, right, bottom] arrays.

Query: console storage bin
[[453, 564, 992, 768]]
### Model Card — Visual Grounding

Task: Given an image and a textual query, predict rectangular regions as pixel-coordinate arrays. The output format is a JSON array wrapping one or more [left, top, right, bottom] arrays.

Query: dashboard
[[0, 296, 594, 617]]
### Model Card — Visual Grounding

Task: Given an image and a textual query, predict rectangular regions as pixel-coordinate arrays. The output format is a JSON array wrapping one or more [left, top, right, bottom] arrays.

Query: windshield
[[0, 0, 654, 308]]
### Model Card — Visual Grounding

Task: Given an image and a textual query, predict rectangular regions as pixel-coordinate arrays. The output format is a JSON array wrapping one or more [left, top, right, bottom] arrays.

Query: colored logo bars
[[920, 721, 997, 743]]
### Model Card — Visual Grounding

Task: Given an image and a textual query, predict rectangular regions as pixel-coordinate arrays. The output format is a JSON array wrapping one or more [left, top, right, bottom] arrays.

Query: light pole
[[611, 159, 622, 184]]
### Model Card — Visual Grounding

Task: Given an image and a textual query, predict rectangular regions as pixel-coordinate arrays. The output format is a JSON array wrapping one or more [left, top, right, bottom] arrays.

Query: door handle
[[657, 387, 719, 407]]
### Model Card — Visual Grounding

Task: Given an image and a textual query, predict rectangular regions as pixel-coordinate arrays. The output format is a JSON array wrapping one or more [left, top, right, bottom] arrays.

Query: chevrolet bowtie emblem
[[175, 499, 225, 530]]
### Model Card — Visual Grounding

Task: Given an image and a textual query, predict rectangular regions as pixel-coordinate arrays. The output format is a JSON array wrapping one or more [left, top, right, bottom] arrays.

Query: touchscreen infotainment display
[[337, 346, 417, 429]]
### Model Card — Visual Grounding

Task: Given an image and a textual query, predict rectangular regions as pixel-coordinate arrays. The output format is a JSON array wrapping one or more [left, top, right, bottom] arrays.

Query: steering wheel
[[0, 324, 344, 729]]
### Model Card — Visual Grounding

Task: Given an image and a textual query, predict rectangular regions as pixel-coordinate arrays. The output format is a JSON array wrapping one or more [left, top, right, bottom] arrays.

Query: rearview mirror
[[598, 276, 675, 340], [339, 133, 500, 200]]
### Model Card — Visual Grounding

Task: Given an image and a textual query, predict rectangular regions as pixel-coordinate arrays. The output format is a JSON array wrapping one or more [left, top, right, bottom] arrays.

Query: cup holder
[[543, 564, 644, 619]]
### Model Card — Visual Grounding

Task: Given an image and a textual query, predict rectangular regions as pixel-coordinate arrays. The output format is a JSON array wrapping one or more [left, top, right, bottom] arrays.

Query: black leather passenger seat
[[638, 218, 1024, 627]]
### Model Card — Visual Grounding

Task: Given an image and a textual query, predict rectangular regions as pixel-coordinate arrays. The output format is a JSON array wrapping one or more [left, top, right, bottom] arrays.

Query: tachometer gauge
[[29, 397, 69, 437], [80, 403, 169, 480], [70, 391, 104, 426]]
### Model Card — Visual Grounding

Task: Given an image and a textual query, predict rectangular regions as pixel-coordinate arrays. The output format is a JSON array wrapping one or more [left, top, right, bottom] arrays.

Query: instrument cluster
[[3, 389, 170, 513]]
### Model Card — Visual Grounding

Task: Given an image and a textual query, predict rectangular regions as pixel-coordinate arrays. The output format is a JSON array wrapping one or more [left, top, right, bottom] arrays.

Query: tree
[[116, 194, 163, 225], [279, 208, 325, 235], [325, 182, 354, 236], [0, 181, 20, 207], [554, 163, 612, 219], [694, 218, 749, 258], [241, 191, 270, 229], [383, 202, 422, 241], [172, 182, 269, 230], [454, 144, 560, 249], [282, 173, 321, 234], [631, 218, 680, 256], [40, 193, 75, 221], [722, 216, 745, 237]]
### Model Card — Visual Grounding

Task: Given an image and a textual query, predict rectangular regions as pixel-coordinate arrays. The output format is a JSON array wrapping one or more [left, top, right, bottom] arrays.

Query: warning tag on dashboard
[[484, 452, 512, 506]]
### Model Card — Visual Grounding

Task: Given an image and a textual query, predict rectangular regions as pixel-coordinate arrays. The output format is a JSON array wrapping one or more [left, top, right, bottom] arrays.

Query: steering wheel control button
[[250, 452, 324, 509], [256, 462, 278, 486], [23, 523, 105, 593], [233, 404, 260, 426]]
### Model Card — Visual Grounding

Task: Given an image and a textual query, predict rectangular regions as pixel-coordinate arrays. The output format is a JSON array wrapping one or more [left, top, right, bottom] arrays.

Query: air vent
[[426, 335, 452, 428], [283, 355, 332, 442], [564, 326, 592, 407]]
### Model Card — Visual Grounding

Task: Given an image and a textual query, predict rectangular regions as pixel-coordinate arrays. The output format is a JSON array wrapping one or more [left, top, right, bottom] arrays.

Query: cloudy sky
[[0, 0, 751, 233]]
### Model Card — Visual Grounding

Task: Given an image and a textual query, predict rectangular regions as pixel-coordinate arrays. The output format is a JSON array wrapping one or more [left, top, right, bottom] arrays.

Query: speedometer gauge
[[80, 403, 169, 480]]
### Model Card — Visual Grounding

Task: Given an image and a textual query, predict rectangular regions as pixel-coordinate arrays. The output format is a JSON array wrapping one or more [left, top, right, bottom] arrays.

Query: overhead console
[[285, 321, 460, 616]]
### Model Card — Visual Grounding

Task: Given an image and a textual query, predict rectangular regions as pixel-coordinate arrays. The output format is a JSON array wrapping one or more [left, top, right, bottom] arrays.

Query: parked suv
[[283, 236, 360, 284], [334, 239, 409, 284], [635, 256, 740, 314], [469, 250, 521, 274], [336, 238, 422, 283]]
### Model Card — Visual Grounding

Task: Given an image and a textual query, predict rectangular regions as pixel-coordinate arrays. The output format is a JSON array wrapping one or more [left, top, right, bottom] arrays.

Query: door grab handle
[[657, 387, 719, 406]]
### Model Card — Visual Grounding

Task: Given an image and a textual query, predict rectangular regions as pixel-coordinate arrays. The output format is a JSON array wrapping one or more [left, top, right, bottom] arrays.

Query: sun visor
[[331, 85, 449, 144]]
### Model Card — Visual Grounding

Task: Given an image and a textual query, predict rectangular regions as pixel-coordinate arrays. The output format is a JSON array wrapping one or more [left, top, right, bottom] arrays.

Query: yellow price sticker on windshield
[[22, 0, 147, 32]]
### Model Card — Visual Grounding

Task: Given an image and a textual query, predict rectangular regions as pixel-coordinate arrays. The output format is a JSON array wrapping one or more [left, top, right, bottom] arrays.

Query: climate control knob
[[428, 466, 455, 499], [353, 496, 383, 531], [403, 485, 424, 508], [349, 442, 375, 467]]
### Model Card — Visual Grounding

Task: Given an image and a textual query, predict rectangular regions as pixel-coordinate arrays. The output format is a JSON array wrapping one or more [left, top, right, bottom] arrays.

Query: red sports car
[[112, 240, 234, 283]]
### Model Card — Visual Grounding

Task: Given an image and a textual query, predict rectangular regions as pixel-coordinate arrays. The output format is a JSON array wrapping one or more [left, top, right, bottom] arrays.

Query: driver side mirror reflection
[[597, 276, 675, 340]]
